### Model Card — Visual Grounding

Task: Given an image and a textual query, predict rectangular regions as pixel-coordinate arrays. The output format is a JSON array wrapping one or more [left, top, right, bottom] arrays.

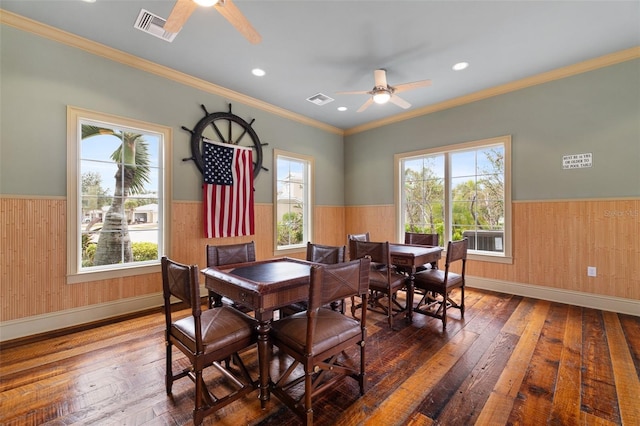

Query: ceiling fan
[[164, 0, 261, 44], [337, 69, 432, 112]]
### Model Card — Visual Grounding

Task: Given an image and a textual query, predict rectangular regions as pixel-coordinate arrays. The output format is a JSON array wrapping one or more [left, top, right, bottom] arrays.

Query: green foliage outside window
[[403, 146, 505, 251], [277, 211, 303, 246], [83, 242, 158, 267]]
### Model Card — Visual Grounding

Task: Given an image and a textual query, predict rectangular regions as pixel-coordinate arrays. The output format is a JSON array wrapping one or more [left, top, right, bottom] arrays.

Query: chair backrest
[[161, 257, 203, 351], [306, 242, 346, 264], [162, 256, 200, 312], [348, 239, 389, 264], [444, 238, 469, 270], [347, 232, 370, 242], [206, 241, 256, 267], [404, 232, 439, 247], [307, 258, 371, 314]]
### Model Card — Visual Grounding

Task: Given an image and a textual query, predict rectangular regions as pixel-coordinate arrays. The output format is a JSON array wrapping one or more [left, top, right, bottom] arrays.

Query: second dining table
[[389, 243, 443, 322], [201, 257, 314, 407]]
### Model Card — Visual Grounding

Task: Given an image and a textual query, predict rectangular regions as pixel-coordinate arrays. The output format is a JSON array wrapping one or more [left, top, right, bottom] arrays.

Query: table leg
[[208, 290, 223, 308], [406, 266, 415, 322], [256, 316, 272, 408]]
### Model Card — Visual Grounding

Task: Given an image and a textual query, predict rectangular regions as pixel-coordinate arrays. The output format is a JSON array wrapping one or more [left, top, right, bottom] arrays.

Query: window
[[395, 135, 511, 262], [274, 150, 313, 253], [66, 106, 171, 283]]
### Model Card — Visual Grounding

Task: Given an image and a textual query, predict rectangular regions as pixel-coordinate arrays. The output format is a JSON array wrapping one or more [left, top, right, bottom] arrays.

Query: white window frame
[[273, 149, 314, 255], [66, 106, 172, 283], [394, 135, 512, 264]]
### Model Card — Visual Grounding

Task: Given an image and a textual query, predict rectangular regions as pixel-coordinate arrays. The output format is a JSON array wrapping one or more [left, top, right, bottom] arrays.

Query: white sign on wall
[[562, 152, 592, 169]]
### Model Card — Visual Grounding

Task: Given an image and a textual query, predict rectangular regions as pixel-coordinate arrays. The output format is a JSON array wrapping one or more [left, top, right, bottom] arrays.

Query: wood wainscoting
[[1, 196, 637, 340], [345, 199, 639, 302], [0, 198, 346, 329]]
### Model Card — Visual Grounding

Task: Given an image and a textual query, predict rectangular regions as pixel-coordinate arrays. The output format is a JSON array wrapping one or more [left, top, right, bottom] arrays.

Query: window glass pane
[[79, 121, 162, 270], [402, 154, 445, 242], [451, 150, 477, 179], [399, 139, 507, 256], [276, 155, 309, 249]]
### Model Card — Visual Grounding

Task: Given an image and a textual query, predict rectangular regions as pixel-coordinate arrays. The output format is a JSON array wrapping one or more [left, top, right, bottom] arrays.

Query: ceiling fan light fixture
[[373, 91, 391, 104], [194, 0, 219, 7]]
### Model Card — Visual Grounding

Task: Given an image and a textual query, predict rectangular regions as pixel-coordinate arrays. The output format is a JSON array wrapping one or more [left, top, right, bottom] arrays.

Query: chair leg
[[304, 370, 313, 426], [460, 286, 465, 317], [193, 370, 205, 426], [441, 291, 447, 330], [359, 340, 366, 395], [387, 293, 393, 328], [165, 341, 173, 394]]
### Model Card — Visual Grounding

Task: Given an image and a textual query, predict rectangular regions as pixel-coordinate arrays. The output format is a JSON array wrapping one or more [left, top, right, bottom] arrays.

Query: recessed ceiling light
[[252, 68, 266, 77], [337, 107, 347, 112], [452, 62, 469, 71], [82, 0, 96, 3]]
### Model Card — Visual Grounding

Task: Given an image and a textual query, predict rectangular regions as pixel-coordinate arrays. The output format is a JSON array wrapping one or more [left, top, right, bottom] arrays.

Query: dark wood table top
[[201, 257, 312, 295], [389, 243, 442, 267]]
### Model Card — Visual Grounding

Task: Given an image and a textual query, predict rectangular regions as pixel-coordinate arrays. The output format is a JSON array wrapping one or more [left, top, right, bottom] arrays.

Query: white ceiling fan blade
[[393, 79, 432, 94], [389, 94, 411, 109], [374, 69, 388, 88], [164, 0, 197, 33], [357, 98, 375, 112], [336, 90, 371, 95], [215, 0, 262, 44]]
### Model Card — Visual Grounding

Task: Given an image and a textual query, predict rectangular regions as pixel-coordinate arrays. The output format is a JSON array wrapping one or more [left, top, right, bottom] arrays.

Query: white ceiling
[[2, 1, 639, 130]]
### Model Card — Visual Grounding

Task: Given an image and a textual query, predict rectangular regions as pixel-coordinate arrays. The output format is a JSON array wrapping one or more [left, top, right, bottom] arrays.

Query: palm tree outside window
[[66, 107, 171, 283]]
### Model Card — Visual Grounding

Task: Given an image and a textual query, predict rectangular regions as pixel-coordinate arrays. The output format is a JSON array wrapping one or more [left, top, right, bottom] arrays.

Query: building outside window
[[396, 135, 511, 262], [274, 150, 313, 252], [67, 106, 171, 283]]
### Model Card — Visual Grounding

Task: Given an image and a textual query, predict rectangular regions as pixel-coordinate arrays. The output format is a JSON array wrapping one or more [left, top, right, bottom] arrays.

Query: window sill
[[466, 252, 513, 265], [67, 263, 160, 284]]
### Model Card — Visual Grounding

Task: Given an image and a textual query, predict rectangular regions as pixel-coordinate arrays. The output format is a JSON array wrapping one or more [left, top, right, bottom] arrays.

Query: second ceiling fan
[[337, 69, 432, 112], [164, 0, 261, 44]]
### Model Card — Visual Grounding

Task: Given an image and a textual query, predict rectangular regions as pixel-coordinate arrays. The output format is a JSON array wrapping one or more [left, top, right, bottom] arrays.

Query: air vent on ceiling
[[134, 9, 177, 42], [306, 93, 334, 106]]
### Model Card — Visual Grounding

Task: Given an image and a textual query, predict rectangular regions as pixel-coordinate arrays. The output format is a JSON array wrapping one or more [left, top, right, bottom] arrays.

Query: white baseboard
[[0, 285, 209, 342], [468, 276, 640, 317], [2, 280, 638, 342]]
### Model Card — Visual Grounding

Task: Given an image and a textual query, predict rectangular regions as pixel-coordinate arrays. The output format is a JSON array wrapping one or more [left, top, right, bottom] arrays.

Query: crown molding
[[345, 46, 640, 136], [3, 9, 638, 138], [0, 9, 344, 136]]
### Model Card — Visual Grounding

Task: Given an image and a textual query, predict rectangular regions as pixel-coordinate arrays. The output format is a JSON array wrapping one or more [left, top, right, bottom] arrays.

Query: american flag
[[202, 140, 254, 238]]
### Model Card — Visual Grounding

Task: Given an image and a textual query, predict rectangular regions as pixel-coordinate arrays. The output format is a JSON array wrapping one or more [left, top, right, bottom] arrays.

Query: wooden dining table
[[388, 243, 442, 322], [201, 257, 314, 407]]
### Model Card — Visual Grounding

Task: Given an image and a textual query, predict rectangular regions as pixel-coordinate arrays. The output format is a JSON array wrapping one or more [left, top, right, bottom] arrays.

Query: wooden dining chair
[[161, 257, 257, 425], [402, 231, 440, 272], [347, 232, 370, 242], [269, 258, 371, 425], [280, 242, 346, 317], [206, 241, 256, 309], [412, 238, 468, 331], [348, 239, 408, 329], [347, 232, 369, 264]]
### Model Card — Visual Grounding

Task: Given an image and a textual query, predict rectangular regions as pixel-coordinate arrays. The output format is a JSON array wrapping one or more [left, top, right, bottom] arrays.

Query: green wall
[[2, 25, 638, 209], [344, 59, 640, 205], [0, 26, 345, 205]]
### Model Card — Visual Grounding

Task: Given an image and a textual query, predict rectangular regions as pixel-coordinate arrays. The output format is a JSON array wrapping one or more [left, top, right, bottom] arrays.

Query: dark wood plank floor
[[1, 288, 639, 425]]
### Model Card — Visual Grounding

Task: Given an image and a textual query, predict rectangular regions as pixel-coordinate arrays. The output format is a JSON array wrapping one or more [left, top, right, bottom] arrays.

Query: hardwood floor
[[1, 288, 639, 425]]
